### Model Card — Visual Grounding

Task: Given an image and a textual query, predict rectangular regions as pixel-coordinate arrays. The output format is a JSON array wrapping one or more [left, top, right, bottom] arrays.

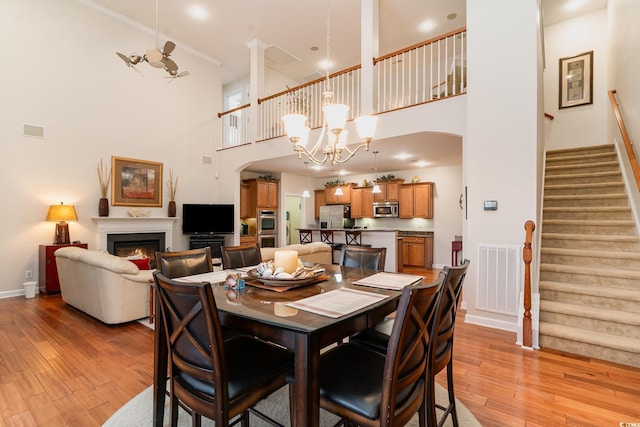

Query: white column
[[247, 39, 268, 141], [360, 0, 379, 115]]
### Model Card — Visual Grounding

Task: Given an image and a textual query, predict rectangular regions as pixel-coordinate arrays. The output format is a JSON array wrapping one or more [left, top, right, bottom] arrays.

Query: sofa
[[260, 242, 332, 265], [55, 247, 153, 324]]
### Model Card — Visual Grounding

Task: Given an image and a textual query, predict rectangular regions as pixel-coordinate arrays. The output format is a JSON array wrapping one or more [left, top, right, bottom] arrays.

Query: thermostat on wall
[[483, 200, 498, 211]]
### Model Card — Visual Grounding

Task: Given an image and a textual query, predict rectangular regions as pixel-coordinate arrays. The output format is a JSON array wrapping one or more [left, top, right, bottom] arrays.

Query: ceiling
[[87, 0, 607, 178]]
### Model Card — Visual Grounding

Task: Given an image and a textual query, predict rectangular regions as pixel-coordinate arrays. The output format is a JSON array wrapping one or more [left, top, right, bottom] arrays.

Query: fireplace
[[107, 232, 165, 269]]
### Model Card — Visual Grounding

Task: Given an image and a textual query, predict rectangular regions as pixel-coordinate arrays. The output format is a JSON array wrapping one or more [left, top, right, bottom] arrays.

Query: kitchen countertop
[[298, 228, 433, 236]]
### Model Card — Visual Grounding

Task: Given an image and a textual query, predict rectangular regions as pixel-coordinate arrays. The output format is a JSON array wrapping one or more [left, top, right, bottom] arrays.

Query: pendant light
[[302, 162, 311, 198], [371, 151, 382, 194]]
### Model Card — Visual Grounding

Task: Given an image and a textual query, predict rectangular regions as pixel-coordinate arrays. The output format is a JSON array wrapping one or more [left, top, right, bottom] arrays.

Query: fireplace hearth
[[107, 232, 165, 269]]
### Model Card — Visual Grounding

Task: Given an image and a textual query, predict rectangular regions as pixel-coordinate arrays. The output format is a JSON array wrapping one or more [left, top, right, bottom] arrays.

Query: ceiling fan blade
[[145, 49, 163, 63], [177, 71, 190, 78], [149, 60, 165, 69], [163, 41, 176, 56], [163, 58, 179, 73], [116, 52, 131, 65]]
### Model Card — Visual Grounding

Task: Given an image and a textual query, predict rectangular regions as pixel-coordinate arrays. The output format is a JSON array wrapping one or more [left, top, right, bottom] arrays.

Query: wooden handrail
[[257, 65, 362, 104], [217, 103, 250, 118], [373, 27, 466, 64], [522, 220, 535, 348], [608, 89, 640, 191]]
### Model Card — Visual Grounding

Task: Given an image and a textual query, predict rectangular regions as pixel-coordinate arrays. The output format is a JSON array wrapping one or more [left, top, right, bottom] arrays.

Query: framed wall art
[[112, 156, 163, 207], [559, 50, 593, 109]]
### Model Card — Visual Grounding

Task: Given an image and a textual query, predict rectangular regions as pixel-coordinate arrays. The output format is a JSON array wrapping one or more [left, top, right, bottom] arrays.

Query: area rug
[[103, 383, 481, 426]]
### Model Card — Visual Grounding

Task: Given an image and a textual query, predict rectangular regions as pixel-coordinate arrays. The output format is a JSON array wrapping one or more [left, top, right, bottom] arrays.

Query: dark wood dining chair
[[339, 245, 386, 271], [349, 259, 471, 427], [153, 272, 294, 426], [220, 243, 262, 269], [155, 247, 212, 279], [299, 229, 313, 244], [316, 273, 445, 427]]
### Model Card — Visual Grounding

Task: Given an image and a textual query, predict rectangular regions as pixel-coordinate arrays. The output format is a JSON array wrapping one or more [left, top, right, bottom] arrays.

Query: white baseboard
[[0, 289, 29, 299], [464, 313, 519, 333]]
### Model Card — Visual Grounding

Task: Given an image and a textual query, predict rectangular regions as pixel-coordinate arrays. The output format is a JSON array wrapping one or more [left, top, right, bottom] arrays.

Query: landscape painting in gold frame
[[559, 50, 593, 109], [112, 156, 163, 207]]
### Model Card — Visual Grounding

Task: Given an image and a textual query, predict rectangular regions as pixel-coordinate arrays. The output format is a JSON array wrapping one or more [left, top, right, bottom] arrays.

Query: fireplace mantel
[[92, 217, 177, 251]]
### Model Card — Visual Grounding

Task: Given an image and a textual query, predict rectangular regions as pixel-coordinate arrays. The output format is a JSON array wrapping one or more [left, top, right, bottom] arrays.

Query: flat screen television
[[182, 204, 235, 235]]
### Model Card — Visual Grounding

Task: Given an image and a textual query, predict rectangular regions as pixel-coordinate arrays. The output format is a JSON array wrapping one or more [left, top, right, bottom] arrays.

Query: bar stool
[[451, 240, 463, 266], [299, 229, 313, 244], [344, 230, 362, 246], [320, 230, 341, 264]]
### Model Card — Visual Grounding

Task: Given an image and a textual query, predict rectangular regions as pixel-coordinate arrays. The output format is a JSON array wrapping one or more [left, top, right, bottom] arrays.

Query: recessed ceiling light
[[312, 165, 324, 171], [394, 153, 413, 160], [190, 6, 208, 20], [447, 13, 458, 20], [415, 160, 430, 167], [565, 0, 586, 11], [419, 20, 435, 32], [318, 59, 334, 70], [338, 170, 349, 176]]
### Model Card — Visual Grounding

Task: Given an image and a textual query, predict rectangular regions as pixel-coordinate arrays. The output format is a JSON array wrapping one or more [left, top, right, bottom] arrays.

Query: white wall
[[608, 0, 640, 149], [0, 0, 221, 295], [465, 0, 541, 331], [543, 9, 609, 150]]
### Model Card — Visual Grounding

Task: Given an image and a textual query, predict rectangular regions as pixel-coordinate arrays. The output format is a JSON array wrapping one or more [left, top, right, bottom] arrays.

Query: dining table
[[152, 264, 425, 427]]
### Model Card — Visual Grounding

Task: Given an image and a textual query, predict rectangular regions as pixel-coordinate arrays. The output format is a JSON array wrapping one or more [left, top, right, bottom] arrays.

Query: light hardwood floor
[[1, 273, 639, 426]]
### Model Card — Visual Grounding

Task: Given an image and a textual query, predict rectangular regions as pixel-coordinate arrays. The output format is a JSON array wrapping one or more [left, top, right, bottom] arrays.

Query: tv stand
[[188, 235, 227, 259]]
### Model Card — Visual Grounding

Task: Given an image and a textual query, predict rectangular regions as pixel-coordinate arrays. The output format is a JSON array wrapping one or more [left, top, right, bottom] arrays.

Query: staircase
[[539, 144, 640, 368]]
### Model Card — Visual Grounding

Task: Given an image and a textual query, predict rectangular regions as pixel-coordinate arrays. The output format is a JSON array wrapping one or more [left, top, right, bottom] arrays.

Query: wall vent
[[477, 244, 520, 316], [22, 123, 45, 138]]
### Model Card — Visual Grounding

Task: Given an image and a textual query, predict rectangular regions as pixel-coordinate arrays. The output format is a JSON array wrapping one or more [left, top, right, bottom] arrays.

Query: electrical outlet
[[25, 270, 33, 279]]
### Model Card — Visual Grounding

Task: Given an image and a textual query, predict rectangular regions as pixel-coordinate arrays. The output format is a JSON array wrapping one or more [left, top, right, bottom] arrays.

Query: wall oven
[[373, 202, 399, 218], [258, 234, 277, 248], [257, 210, 277, 235]]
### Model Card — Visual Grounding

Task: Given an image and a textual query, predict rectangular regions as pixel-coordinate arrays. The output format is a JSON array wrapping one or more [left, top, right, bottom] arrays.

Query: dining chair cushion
[[176, 335, 294, 400], [318, 343, 410, 419]]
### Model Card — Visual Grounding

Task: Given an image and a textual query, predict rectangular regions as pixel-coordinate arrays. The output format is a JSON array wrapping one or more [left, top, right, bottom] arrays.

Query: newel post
[[523, 220, 535, 348]]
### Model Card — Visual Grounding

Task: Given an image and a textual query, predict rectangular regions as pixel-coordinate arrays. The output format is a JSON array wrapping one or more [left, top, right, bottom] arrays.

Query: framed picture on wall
[[112, 156, 163, 207], [559, 50, 593, 109]]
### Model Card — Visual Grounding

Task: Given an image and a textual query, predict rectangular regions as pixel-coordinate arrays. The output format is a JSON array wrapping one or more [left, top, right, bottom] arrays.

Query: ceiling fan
[[115, 0, 188, 78]]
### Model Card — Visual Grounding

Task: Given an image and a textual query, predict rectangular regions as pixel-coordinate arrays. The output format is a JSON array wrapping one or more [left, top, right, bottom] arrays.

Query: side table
[[39, 243, 88, 294]]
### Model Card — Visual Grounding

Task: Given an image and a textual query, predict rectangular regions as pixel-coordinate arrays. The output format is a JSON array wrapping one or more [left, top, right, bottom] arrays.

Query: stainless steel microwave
[[373, 202, 399, 218]]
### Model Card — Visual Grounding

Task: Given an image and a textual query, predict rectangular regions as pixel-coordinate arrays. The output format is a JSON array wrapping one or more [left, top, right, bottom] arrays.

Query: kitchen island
[[298, 228, 433, 272]]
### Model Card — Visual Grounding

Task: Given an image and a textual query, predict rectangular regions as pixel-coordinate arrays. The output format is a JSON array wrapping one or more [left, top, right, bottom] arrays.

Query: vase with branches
[[97, 158, 112, 216], [167, 168, 178, 217]]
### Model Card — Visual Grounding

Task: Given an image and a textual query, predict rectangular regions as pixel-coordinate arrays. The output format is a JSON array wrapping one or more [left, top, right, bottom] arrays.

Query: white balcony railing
[[219, 28, 466, 149]]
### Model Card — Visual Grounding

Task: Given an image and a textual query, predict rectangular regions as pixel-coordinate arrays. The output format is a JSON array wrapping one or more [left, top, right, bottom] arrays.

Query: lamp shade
[[323, 103, 349, 133], [355, 115, 378, 141], [282, 113, 308, 142], [46, 203, 78, 222]]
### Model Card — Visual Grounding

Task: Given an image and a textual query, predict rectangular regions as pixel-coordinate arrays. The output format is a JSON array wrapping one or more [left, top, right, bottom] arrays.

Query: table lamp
[[46, 202, 78, 244]]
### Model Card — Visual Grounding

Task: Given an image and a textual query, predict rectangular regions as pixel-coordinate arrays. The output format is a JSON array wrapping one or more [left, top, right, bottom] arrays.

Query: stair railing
[[522, 220, 535, 348], [608, 90, 640, 191]]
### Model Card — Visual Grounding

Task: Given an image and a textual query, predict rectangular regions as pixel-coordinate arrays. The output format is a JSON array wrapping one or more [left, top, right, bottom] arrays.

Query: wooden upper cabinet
[[399, 182, 434, 219], [242, 179, 279, 215], [314, 189, 326, 219], [325, 183, 355, 205], [240, 183, 251, 218], [373, 179, 404, 202], [351, 186, 375, 219]]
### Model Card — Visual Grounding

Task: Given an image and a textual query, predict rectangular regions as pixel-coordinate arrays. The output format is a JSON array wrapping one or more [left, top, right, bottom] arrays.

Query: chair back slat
[[221, 243, 262, 269], [156, 247, 213, 279], [381, 272, 445, 425], [339, 245, 386, 271]]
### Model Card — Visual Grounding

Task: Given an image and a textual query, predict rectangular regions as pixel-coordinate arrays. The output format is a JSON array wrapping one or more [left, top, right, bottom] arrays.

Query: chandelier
[[282, 0, 377, 166]]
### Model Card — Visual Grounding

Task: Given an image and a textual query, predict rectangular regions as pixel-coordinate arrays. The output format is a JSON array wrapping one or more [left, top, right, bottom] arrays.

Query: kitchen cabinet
[[242, 179, 279, 216], [400, 236, 433, 269], [314, 189, 326, 219], [325, 183, 355, 205], [351, 186, 375, 219], [240, 182, 251, 218], [399, 182, 434, 219], [240, 235, 258, 245], [373, 179, 404, 202]]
